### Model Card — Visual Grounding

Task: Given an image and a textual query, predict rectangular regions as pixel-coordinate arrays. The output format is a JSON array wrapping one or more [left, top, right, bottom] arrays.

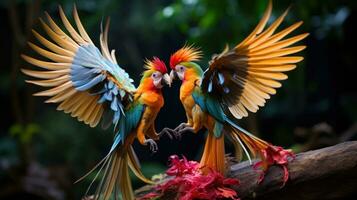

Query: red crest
[[145, 57, 168, 74], [170, 45, 202, 69]]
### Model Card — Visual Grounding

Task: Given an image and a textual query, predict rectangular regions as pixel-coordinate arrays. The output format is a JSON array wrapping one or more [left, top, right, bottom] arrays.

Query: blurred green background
[[1, 0, 357, 199]]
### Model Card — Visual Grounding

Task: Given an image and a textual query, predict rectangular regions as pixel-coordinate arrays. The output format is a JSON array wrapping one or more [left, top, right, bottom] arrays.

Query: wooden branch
[[135, 141, 357, 199]]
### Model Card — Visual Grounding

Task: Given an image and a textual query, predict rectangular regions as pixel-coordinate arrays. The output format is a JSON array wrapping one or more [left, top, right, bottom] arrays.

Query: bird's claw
[[174, 123, 188, 132], [145, 139, 158, 153], [174, 131, 183, 140], [159, 127, 176, 140], [173, 126, 195, 140]]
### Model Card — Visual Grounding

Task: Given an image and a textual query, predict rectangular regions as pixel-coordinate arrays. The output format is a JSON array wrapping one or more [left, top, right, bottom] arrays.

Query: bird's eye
[[176, 65, 185, 72], [152, 72, 161, 79]]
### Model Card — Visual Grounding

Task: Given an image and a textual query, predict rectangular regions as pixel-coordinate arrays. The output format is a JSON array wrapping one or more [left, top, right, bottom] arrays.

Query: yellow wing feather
[[22, 6, 103, 127], [203, 0, 308, 119]]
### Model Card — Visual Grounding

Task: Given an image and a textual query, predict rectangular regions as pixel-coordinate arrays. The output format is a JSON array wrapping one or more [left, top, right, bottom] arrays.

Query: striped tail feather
[[200, 131, 226, 175]]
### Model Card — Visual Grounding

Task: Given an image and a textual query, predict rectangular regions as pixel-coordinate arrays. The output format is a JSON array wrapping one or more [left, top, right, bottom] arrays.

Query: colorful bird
[[21, 6, 173, 200], [169, 0, 308, 183]]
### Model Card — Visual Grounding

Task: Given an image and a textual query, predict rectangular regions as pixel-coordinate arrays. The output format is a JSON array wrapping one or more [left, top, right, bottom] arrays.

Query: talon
[[159, 128, 176, 140], [178, 126, 195, 136], [174, 131, 182, 140], [174, 123, 188, 132], [145, 139, 158, 153]]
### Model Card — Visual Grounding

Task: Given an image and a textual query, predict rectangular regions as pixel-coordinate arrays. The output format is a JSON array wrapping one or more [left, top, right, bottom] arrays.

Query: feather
[[58, 6, 86, 44], [88, 102, 102, 127], [44, 12, 77, 46], [22, 68, 70, 79], [34, 81, 72, 96], [31, 30, 75, 57], [28, 42, 73, 63], [248, 71, 288, 80], [249, 64, 296, 72], [247, 7, 290, 50], [39, 18, 78, 51], [45, 88, 76, 103], [73, 4, 93, 44], [218, 72, 225, 85], [208, 81, 213, 93], [57, 92, 82, 112], [235, 0, 272, 49], [21, 55, 70, 70], [250, 21, 304, 53], [252, 33, 309, 55], [26, 75, 69, 87], [75, 74, 106, 91], [248, 46, 306, 60]]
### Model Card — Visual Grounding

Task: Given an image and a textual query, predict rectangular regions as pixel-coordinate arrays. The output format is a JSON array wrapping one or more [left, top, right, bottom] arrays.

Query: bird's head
[[142, 57, 171, 89], [169, 45, 203, 82]]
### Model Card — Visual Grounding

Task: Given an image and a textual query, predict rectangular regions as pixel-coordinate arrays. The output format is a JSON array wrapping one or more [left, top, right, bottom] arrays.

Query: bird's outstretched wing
[[22, 6, 136, 128], [201, 0, 308, 119]]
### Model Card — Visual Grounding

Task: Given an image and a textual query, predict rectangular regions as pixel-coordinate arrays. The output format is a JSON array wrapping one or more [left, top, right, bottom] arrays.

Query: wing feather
[[23, 5, 136, 128], [202, 0, 307, 119]]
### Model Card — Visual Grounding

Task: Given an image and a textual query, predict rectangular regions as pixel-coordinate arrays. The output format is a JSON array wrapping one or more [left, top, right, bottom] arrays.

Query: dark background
[[0, 0, 357, 199]]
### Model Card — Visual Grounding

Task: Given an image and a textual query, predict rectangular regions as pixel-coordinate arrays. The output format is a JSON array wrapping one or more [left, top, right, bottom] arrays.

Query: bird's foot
[[145, 139, 158, 153], [174, 123, 189, 132], [158, 127, 177, 140], [175, 126, 195, 139]]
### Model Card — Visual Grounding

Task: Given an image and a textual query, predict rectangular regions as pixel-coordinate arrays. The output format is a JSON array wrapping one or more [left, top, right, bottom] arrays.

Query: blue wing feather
[[110, 102, 144, 153], [70, 44, 137, 126]]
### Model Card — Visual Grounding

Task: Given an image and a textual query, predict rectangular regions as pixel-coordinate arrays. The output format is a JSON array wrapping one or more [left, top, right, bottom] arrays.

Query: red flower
[[254, 145, 295, 185], [139, 155, 240, 200], [166, 155, 200, 177]]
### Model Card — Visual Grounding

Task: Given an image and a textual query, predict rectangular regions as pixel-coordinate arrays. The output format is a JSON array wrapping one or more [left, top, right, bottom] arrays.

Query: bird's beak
[[170, 70, 176, 81], [163, 73, 172, 87]]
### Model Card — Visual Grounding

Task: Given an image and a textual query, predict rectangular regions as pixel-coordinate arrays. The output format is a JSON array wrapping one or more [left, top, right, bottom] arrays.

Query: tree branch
[[135, 141, 357, 200]]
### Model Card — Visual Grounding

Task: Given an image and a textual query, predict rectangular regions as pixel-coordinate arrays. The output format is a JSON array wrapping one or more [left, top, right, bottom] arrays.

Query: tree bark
[[135, 141, 357, 200]]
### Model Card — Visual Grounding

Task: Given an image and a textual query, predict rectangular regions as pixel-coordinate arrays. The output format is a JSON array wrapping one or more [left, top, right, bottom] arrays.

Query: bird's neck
[[137, 77, 161, 93]]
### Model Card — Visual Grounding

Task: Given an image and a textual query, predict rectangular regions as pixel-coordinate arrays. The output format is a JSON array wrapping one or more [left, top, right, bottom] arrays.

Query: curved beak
[[170, 70, 176, 81], [163, 73, 172, 87]]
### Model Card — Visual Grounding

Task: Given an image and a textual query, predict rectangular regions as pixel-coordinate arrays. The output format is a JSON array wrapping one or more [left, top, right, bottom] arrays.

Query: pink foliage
[[254, 145, 295, 185], [139, 155, 240, 200]]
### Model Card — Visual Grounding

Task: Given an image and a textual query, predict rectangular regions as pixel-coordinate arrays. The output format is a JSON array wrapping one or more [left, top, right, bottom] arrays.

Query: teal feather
[[192, 87, 225, 123], [111, 102, 145, 151], [213, 121, 224, 137], [205, 96, 225, 123], [192, 88, 207, 111]]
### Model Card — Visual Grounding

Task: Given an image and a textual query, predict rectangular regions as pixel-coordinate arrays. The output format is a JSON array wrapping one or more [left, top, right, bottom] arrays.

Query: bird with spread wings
[[21, 6, 173, 200], [169, 0, 308, 183]]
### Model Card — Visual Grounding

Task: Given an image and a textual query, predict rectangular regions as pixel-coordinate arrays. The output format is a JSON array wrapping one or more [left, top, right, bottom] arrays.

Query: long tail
[[200, 131, 226, 174], [93, 146, 132, 200], [225, 118, 270, 164], [225, 118, 294, 184], [82, 145, 152, 200], [128, 146, 154, 185]]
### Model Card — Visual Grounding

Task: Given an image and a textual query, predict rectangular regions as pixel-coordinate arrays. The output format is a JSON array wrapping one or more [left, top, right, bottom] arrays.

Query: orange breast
[[180, 80, 195, 101], [140, 91, 164, 110]]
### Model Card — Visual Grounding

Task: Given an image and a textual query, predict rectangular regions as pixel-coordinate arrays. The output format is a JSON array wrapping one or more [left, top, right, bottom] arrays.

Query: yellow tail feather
[[97, 147, 134, 200], [200, 131, 226, 174], [128, 145, 154, 185], [229, 128, 270, 163]]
